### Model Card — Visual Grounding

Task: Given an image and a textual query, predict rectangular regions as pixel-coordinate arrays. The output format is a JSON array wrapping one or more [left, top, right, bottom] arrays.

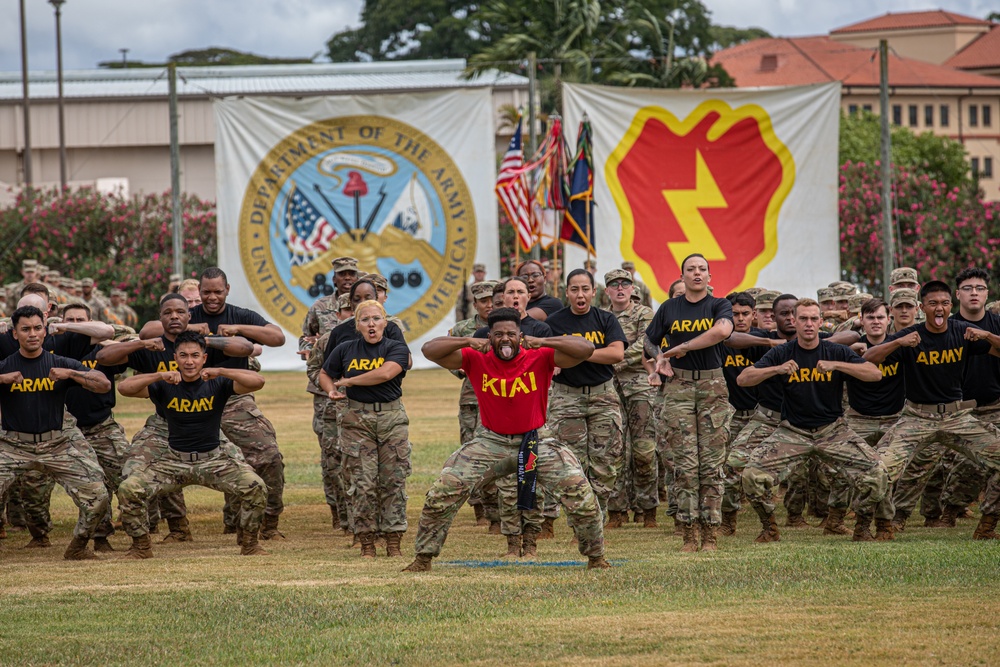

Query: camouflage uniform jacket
[[611, 302, 655, 398], [86, 295, 123, 325], [834, 315, 864, 334], [449, 315, 487, 406], [591, 282, 610, 309], [546, 281, 567, 304], [820, 315, 846, 333], [634, 280, 653, 308], [299, 294, 341, 353], [454, 283, 475, 322], [109, 304, 139, 329]]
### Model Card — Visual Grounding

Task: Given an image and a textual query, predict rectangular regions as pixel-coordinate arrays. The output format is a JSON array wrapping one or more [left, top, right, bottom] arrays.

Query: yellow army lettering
[[915, 349, 964, 365], [156, 361, 179, 373], [725, 354, 752, 367], [347, 357, 385, 372], [879, 362, 899, 377], [10, 378, 56, 392], [787, 368, 833, 383], [481, 372, 538, 398], [669, 318, 714, 334], [166, 396, 216, 412], [568, 331, 606, 345]]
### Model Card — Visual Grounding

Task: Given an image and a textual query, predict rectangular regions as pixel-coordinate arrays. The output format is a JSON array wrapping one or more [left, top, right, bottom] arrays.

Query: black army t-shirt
[[189, 304, 269, 370], [527, 294, 564, 317], [0, 330, 94, 362], [148, 377, 235, 452], [754, 339, 864, 429], [723, 328, 768, 411], [846, 334, 905, 416], [323, 337, 410, 404], [952, 312, 1000, 405], [127, 336, 182, 419], [0, 352, 88, 433], [65, 347, 128, 428], [545, 306, 627, 387], [473, 316, 552, 340], [645, 295, 733, 371], [881, 321, 991, 404], [324, 319, 406, 362]]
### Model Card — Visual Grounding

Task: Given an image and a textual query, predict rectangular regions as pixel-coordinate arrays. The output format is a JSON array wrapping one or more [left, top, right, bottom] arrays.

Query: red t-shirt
[[461, 346, 556, 435]]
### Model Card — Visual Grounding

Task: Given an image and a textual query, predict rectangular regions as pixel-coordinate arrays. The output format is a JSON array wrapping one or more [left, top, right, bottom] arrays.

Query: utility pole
[[527, 51, 540, 260], [168, 64, 183, 277], [879, 40, 895, 293], [50, 0, 67, 190], [19, 0, 32, 186], [119, 48, 129, 67]]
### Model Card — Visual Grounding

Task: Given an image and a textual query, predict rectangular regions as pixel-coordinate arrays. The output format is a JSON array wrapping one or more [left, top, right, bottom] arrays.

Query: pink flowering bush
[[839, 161, 999, 294], [0, 187, 217, 320]]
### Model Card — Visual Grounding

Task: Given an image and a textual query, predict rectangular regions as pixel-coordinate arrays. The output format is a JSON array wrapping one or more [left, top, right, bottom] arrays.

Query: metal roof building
[[0, 60, 529, 200]]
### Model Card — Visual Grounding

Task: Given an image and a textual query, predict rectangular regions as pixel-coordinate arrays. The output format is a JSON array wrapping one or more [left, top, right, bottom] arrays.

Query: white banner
[[214, 91, 499, 369], [563, 82, 841, 303]]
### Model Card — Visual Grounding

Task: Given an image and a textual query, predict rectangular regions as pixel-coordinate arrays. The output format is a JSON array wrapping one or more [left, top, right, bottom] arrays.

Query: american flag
[[284, 185, 337, 265], [495, 116, 537, 252]]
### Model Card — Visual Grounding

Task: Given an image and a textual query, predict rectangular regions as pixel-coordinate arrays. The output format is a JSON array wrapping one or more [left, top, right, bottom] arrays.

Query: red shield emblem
[[607, 101, 794, 300], [524, 450, 537, 473]]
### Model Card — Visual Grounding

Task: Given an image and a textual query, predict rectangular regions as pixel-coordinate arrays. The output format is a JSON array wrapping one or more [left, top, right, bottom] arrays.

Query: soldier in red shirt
[[404, 308, 611, 571]]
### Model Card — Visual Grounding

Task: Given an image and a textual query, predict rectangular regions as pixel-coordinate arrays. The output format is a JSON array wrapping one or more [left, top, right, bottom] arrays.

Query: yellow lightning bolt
[[663, 149, 728, 269]]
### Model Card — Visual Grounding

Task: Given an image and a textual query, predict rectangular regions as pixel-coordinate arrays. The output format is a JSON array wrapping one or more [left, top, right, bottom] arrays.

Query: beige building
[[0, 60, 529, 202], [714, 10, 1000, 200]]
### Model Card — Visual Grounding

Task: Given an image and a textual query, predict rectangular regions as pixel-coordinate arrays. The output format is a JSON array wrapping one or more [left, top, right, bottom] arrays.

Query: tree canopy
[[99, 47, 314, 69]]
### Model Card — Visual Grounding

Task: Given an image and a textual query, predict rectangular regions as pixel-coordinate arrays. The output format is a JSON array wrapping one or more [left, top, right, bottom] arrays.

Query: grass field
[[1, 369, 999, 666]]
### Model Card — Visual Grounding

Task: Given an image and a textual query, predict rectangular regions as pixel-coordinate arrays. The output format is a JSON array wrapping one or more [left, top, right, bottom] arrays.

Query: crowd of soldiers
[[4, 246, 1000, 569]]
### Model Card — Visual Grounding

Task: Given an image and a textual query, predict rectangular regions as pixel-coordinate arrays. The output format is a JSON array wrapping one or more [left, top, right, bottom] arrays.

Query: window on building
[[984, 105, 993, 127], [863, 104, 872, 113], [970, 105, 979, 127], [848, 104, 858, 116], [892, 105, 902, 125], [924, 105, 934, 127], [908, 105, 918, 127], [940, 105, 950, 127], [985, 157, 994, 179], [971, 157, 980, 177]]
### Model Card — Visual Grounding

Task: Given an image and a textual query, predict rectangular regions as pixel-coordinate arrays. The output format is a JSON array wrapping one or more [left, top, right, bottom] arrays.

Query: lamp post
[[49, 0, 67, 191], [19, 0, 32, 186]]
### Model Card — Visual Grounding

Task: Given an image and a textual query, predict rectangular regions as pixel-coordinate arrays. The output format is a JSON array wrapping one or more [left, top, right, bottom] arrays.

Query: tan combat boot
[[852, 513, 875, 542], [503, 534, 522, 558], [930, 505, 961, 528], [240, 530, 270, 556], [521, 528, 539, 558], [754, 514, 780, 543], [488, 521, 502, 535], [473, 504, 488, 526], [606, 511, 626, 529], [822, 507, 851, 536], [700, 522, 718, 552], [972, 513, 1000, 540], [92, 536, 115, 553], [123, 534, 154, 560], [643, 508, 659, 529], [891, 513, 908, 533], [385, 532, 403, 557], [719, 510, 738, 536], [260, 514, 286, 541], [160, 516, 193, 543], [63, 536, 99, 560], [402, 554, 433, 572], [874, 518, 895, 541], [587, 555, 612, 569], [786, 513, 809, 528], [24, 525, 51, 549], [680, 522, 700, 552], [358, 532, 376, 558], [538, 516, 555, 540]]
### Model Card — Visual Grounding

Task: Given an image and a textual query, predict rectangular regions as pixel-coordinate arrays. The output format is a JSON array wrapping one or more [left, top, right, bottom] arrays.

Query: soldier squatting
[[2, 253, 1000, 569]]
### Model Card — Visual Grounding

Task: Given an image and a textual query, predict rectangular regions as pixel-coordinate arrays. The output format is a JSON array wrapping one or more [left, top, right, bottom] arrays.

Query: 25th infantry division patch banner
[[214, 91, 499, 369], [562, 82, 841, 301]]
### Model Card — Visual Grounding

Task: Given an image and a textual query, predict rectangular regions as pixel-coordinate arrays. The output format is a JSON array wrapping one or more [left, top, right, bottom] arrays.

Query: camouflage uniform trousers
[[119, 445, 266, 537], [124, 413, 190, 527], [79, 416, 129, 538], [544, 382, 624, 518], [340, 401, 411, 535], [413, 425, 605, 559], [653, 391, 677, 516], [220, 394, 285, 530], [827, 411, 901, 509], [330, 399, 356, 532], [459, 404, 500, 523], [314, 394, 349, 530], [783, 458, 833, 518], [607, 384, 659, 513], [877, 404, 1000, 522], [660, 374, 732, 525], [720, 410, 754, 513], [742, 419, 888, 520], [938, 406, 1000, 515], [0, 431, 109, 540]]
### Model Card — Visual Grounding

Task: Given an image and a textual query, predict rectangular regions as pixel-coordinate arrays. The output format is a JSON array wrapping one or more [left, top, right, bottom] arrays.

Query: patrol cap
[[817, 287, 834, 302], [169, 273, 182, 283], [848, 293, 873, 312], [46, 270, 60, 279], [541, 260, 552, 270], [337, 293, 351, 311], [110, 289, 125, 297], [745, 286, 767, 298], [890, 267, 919, 286], [755, 290, 780, 309], [472, 263, 486, 273], [987, 300, 1000, 316], [604, 269, 632, 285], [22, 259, 38, 270], [331, 256, 359, 273], [368, 273, 389, 292], [621, 261, 636, 270], [471, 280, 498, 300], [37, 264, 49, 274], [583, 259, 597, 270], [890, 288, 918, 307], [830, 284, 856, 298], [80, 277, 94, 287]]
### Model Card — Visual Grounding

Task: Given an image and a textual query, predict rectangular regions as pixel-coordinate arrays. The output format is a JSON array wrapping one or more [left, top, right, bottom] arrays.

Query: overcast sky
[[1, 0, 994, 72]]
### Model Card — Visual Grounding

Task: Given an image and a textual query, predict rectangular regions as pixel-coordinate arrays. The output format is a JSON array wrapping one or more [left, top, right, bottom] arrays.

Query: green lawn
[[1, 370, 998, 666]]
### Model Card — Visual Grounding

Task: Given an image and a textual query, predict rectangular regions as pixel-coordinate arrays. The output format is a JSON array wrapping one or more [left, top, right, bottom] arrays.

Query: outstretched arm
[[422, 336, 489, 370], [523, 335, 594, 368]]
